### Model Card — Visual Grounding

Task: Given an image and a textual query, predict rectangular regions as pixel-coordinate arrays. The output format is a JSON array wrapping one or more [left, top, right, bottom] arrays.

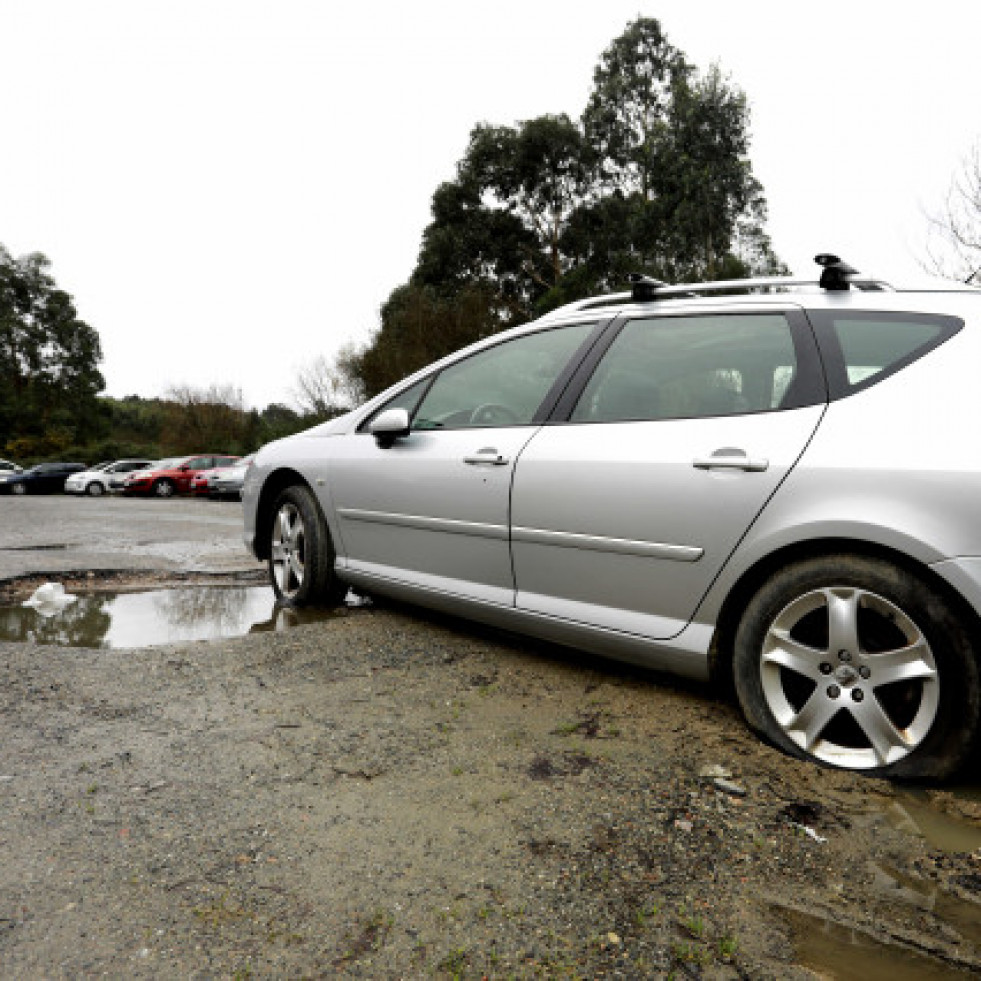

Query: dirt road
[[1, 498, 980, 977]]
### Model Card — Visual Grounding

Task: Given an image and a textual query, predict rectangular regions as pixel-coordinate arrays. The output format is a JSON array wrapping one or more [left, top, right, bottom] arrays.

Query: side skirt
[[340, 567, 713, 682]]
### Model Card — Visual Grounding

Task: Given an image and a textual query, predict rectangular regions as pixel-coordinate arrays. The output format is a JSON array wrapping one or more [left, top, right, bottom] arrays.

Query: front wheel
[[268, 485, 344, 607], [12, 483, 26, 495], [86, 481, 105, 497], [152, 479, 175, 498], [733, 555, 980, 779]]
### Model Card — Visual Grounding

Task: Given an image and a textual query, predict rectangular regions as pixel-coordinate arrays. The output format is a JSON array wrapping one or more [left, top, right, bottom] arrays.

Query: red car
[[122, 455, 239, 498]]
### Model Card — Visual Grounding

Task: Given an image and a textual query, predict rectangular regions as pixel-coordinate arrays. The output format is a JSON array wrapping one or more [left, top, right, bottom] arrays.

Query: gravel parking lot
[[0, 494, 261, 581], [2, 498, 981, 977]]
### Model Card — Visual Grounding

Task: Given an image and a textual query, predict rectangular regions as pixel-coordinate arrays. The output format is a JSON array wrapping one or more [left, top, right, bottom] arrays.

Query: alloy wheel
[[759, 586, 939, 769]]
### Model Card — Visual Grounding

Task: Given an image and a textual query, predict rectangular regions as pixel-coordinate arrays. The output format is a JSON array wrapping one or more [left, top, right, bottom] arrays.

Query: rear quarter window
[[807, 310, 962, 400]]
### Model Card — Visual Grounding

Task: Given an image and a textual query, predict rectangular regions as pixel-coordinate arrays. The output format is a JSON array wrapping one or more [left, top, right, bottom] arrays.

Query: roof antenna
[[628, 272, 667, 302], [815, 254, 858, 291]]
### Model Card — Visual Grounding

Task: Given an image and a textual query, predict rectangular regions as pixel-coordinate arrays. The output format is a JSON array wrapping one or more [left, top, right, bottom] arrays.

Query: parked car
[[189, 468, 219, 496], [122, 455, 239, 497], [0, 461, 87, 495], [0, 458, 22, 474], [244, 255, 981, 780], [209, 454, 254, 500], [64, 459, 154, 496]]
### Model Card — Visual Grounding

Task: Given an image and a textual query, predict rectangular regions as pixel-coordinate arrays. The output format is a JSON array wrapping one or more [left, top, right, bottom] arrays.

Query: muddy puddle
[[885, 791, 981, 854], [0, 584, 347, 648], [781, 906, 975, 980]]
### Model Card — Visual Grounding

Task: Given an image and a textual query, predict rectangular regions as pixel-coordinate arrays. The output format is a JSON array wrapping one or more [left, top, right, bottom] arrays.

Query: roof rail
[[543, 255, 895, 318]]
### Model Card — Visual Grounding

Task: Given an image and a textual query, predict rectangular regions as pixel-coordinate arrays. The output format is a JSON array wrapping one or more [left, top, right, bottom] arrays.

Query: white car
[[64, 459, 154, 496]]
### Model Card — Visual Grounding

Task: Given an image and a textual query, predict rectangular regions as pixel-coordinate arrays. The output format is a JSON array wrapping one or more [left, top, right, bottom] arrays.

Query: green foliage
[[356, 282, 501, 399], [1, 244, 105, 453], [339, 17, 786, 398]]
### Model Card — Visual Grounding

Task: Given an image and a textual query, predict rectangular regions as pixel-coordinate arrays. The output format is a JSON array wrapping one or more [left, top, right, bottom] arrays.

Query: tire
[[733, 555, 980, 779], [86, 481, 105, 497], [152, 479, 176, 498], [12, 483, 26, 495], [267, 484, 344, 607]]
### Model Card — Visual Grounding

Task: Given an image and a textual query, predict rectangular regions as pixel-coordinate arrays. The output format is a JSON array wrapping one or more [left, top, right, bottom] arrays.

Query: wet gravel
[[2, 499, 981, 976], [2, 597, 981, 978]]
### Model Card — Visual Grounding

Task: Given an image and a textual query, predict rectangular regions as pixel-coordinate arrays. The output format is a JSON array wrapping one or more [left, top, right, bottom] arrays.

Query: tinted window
[[411, 323, 594, 430], [571, 314, 800, 423], [807, 311, 962, 398]]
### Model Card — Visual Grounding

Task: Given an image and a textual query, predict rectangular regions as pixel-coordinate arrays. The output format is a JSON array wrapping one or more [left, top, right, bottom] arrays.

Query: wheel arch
[[252, 467, 318, 562], [708, 537, 981, 690]]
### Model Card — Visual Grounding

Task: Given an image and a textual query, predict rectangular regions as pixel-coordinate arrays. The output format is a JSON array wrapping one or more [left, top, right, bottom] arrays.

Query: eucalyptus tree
[[339, 16, 784, 398]]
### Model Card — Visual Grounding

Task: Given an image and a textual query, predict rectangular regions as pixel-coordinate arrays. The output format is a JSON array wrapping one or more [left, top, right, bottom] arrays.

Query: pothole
[[0, 584, 352, 648]]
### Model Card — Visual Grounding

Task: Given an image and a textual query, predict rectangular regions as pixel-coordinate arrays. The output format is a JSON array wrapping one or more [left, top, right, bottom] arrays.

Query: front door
[[326, 321, 598, 606]]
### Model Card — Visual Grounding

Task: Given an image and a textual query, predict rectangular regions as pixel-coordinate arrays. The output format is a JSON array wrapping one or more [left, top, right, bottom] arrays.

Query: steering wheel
[[469, 403, 520, 426]]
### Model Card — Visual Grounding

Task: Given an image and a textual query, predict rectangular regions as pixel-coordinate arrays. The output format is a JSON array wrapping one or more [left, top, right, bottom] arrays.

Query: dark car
[[0, 462, 87, 495]]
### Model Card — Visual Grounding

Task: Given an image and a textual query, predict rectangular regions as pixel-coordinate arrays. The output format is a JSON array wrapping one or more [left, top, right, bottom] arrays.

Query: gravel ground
[[2, 500, 981, 977]]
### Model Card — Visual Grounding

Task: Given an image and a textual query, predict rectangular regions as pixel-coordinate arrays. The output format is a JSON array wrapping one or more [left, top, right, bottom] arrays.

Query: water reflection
[[0, 586, 342, 649], [780, 907, 971, 981]]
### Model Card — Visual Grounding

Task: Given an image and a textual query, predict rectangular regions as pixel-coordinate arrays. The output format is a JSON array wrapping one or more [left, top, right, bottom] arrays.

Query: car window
[[571, 314, 800, 423], [807, 311, 963, 399], [360, 378, 432, 432], [411, 323, 594, 430]]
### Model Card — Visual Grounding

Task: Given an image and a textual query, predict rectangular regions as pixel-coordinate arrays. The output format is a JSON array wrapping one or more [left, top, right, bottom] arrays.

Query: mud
[[1, 500, 981, 976]]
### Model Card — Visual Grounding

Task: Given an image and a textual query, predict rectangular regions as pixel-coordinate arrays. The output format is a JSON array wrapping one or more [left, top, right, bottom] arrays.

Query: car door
[[510, 307, 827, 639], [326, 321, 599, 606]]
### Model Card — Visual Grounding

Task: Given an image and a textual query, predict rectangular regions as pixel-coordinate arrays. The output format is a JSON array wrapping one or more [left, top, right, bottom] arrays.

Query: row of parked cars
[[0, 455, 253, 499]]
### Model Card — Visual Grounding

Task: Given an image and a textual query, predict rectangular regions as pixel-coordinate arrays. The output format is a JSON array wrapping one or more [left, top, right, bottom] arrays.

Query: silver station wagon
[[244, 256, 981, 779]]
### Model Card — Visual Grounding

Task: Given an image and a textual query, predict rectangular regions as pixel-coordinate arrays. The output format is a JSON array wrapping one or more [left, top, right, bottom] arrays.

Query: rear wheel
[[12, 483, 26, 495], [153, 479, 175, 498], [733, 555, 980, 779], [268, 485, 344, 607]]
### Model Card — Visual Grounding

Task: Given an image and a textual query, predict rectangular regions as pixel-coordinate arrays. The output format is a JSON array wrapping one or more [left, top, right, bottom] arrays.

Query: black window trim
[[546, 306, 827, 424], [805, 309, 964, 401]]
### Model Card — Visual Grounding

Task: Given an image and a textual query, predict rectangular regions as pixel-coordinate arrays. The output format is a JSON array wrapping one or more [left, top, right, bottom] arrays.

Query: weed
[[438, 946, 470, 978], [192, 891, 252, 930]]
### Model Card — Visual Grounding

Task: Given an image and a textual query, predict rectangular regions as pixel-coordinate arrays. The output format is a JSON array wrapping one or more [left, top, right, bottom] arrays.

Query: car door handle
[[464, 449, 510, 466], [693, 450, 769, 472]]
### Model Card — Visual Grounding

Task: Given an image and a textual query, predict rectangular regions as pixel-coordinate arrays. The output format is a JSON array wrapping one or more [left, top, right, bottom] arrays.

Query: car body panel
[[510, 404, 825, 639], [328, 426, 541, 606]]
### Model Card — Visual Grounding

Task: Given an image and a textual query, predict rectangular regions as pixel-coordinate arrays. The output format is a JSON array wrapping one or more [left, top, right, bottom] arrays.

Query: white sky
[[1, 1, 979, 410]]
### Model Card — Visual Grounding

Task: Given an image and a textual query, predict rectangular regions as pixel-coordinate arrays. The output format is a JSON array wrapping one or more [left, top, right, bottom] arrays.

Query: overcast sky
[[2, 1, 979, 410]]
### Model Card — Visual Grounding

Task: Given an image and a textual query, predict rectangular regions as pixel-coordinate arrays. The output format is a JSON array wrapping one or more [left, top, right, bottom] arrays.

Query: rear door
[[510, 307, 827, 639]]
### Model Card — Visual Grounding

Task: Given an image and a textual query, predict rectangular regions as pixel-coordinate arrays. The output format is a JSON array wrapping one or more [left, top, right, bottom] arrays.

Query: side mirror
[[369, 408, 411, 448]]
